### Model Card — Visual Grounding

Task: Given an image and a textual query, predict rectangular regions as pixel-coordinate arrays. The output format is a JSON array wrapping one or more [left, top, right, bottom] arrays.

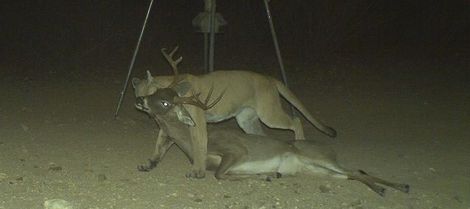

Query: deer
[[134, 83, 410, 197]]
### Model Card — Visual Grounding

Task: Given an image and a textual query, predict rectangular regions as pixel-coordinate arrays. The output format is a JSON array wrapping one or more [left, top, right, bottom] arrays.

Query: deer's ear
[[173, 81, 191, 96], [175, 105, 195, 126]]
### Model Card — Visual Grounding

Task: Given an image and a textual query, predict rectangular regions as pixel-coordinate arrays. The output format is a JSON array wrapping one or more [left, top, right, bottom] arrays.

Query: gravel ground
[[1, 56, 468, 209]]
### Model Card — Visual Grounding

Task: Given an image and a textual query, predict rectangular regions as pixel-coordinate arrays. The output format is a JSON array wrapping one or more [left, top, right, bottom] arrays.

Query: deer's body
[[136, 88, 410, 196]]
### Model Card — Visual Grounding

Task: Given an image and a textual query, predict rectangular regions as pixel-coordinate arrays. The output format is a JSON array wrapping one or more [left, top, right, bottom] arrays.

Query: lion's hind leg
[[235, 107, 266, 136], [255, 92, 305, 140]]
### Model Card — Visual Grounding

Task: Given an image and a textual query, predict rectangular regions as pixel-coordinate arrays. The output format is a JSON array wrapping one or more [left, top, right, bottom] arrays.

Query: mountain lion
[[132, 46, 336, 178]]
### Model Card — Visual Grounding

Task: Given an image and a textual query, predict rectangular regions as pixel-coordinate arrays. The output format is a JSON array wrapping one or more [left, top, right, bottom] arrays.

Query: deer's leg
[[235, 107, 266, 136], [345, 170, 410, 196], [138, 129, 174, 172], [348, 174, 387, 197], [356, 170, 410, 193], [214, 154, 240, 180], [186, 107, 208, 179]]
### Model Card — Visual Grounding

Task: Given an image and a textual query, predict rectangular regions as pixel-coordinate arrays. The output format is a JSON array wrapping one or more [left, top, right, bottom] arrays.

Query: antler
[[174, 85, 226, 110], [161, 46, 183, 88]]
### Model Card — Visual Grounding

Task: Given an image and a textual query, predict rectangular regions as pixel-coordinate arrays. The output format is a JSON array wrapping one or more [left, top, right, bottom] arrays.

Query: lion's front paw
[[137, 159, 158, 172], [185, 169, 206, 179]]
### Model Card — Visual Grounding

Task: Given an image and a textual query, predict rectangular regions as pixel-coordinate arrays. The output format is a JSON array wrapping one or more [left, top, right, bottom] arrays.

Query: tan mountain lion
[[132, 46, 336, 178]]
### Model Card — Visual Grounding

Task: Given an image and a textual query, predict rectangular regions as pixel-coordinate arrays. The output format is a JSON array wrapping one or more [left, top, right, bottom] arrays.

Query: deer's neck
[[153, 113, 193, 159]]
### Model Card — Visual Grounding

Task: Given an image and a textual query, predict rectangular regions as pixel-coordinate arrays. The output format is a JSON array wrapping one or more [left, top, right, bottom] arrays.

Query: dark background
[[1, 0, 468, 78]]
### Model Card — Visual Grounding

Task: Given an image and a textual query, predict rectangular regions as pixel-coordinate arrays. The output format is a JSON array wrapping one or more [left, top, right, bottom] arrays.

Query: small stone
[[167, 192, 178, 197], [194, 198, 203, 202], [319, 185, 331, 193], [44, 199, 74, 209], [350, 199, 363, 208], [49, 165, 63, 171], [0, 173, 8, 182], [97, 174, 107, 182], [20, 124, 29, 132]]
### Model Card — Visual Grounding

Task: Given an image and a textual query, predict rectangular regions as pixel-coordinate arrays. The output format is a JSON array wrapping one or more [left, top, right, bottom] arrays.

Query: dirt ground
[[0, 50, 469, 209]]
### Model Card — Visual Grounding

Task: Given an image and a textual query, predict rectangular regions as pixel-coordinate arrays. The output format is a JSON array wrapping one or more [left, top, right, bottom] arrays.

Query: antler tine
[[161, 46, 183, 71], [168, 46, 179, 57], [161, 46, 183, 88], [205, 87, 226, 109], [202, 85, 226, 109], [174, 95, 205, 110], [174, 86, 225, 110], [204, 85, 214, 105]]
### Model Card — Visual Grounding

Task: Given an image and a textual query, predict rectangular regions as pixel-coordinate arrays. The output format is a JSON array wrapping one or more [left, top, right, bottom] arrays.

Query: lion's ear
[[132, 78, 141, 88], [175, 105, 195, 126], [146, 70, 154, 85], [173, 81, 192, 96]]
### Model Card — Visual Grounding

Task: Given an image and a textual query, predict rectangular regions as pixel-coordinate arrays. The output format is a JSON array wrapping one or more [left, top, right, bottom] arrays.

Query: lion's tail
[[274, 79, 337, 137]]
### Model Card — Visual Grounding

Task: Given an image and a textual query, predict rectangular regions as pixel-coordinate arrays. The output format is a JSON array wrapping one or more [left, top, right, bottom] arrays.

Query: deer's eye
[[161, 101, 170, 107]]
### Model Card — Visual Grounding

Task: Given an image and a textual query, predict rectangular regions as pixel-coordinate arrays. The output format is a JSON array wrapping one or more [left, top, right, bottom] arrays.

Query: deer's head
[[133, 46, 224, 126], [135, 82, 224, 127]]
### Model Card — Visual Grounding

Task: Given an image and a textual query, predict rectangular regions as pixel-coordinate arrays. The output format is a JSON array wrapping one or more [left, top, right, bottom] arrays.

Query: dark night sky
[[1, 0, 468, 75]]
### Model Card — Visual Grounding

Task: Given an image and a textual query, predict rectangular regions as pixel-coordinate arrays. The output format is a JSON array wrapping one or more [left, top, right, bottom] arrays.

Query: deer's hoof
[[137, 159, 158, 172]]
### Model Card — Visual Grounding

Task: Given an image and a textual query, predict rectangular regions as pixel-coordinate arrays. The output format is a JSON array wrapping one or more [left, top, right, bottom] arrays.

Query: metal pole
[[114, 0, 155, 118], [263, 0, 296, 116], [208, 0, 216, 72], [204, 33, 209, 73]]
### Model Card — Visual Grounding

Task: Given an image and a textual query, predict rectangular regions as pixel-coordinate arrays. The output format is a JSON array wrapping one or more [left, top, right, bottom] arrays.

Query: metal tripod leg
[[204, 33, 209, 72], [263, 0, 296, 117], [114, 0, 156, 118], [208, 0, 216, 72]]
